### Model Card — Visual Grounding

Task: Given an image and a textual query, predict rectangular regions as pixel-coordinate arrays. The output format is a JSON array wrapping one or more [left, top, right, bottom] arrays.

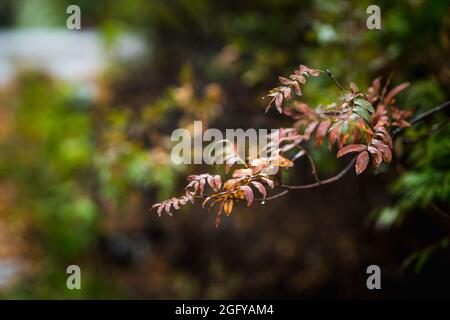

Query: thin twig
[[425, 204, 450, 232], [430, 203, 450, 217], [325, 69, 345, 90], [281, 156, 357, 189], [316, 68, 345, 90], [296, 145, 321, 184], [259, 189, 290, 201], [392, 101, 450, 138]]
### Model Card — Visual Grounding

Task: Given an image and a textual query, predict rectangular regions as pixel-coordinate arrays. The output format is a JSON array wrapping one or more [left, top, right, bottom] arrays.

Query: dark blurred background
[[0, 0, 449, 299]]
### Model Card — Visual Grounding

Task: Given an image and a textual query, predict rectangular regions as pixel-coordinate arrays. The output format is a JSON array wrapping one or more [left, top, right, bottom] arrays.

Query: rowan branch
[[392, 101, 450, 138], [253, 156, 357, 203], [281, 156, 357, 190], [192, 101, 450, 205]]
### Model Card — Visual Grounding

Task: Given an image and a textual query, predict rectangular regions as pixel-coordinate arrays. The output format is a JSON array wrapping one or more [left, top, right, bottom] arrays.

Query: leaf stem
[[317, 68, 346, 91], [392, 101, 450, 138]]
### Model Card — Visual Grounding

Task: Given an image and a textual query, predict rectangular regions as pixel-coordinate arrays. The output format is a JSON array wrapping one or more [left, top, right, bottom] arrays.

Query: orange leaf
[[371, 139, 392, 163], [328, 127, 339, 150], [223, 199, 234, 216], [368, 145, 382, 168], [232, 168, 253, 178], [384, 82, 410, 105], [337, 144, 367, 158], [316, 120, 331, 146], [270, 154, 294, 168], [355, 151, 370, 175]]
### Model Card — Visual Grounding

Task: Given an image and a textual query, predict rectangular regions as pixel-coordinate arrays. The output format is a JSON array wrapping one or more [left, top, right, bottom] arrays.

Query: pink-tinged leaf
[[275, 93, 283, 113], [251, 181, 267, 198], [304, 121, 318, 139], [350, 82, 359, 93], [375, 131, 393, 148], [308, 68, 320, 77], [328, 127, 339, 150], [199, 178, 206, 195], [384, 82, 410, 105], [207, 175, 215, 189], [239, 185, 254, 207], [375, 127, 392, 146], [371, 77, 381, 92], [299, 65, 308, 73], [185, 180, 197, 190], [157, 204, 164, 217], [164, 203, 172, 216], [368, 145, 382, 168], [371, 139, 392, 163], [172, 198, 180, 210], [193, 181, 199, 193], [316, 120, 331, 145], [294, 102, 317, 119], [337, 144, 367, 158], [214, 175, 222, 190], [355, 151, 369, 175], [260, 177, 274, 189], [294, 74, 306, 84], [185, 193, 195, 204], [282, 87, 291, 100], [292, 81, 302, 95], [278, 76, 292, 85], [367, 77, 382, 102]]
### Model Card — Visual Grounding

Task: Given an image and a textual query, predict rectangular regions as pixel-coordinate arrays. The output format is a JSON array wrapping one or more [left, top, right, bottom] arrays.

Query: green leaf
[[353, 106, 371, 123], [355, 98, 375, 113], [338, 120, 348, 135]]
